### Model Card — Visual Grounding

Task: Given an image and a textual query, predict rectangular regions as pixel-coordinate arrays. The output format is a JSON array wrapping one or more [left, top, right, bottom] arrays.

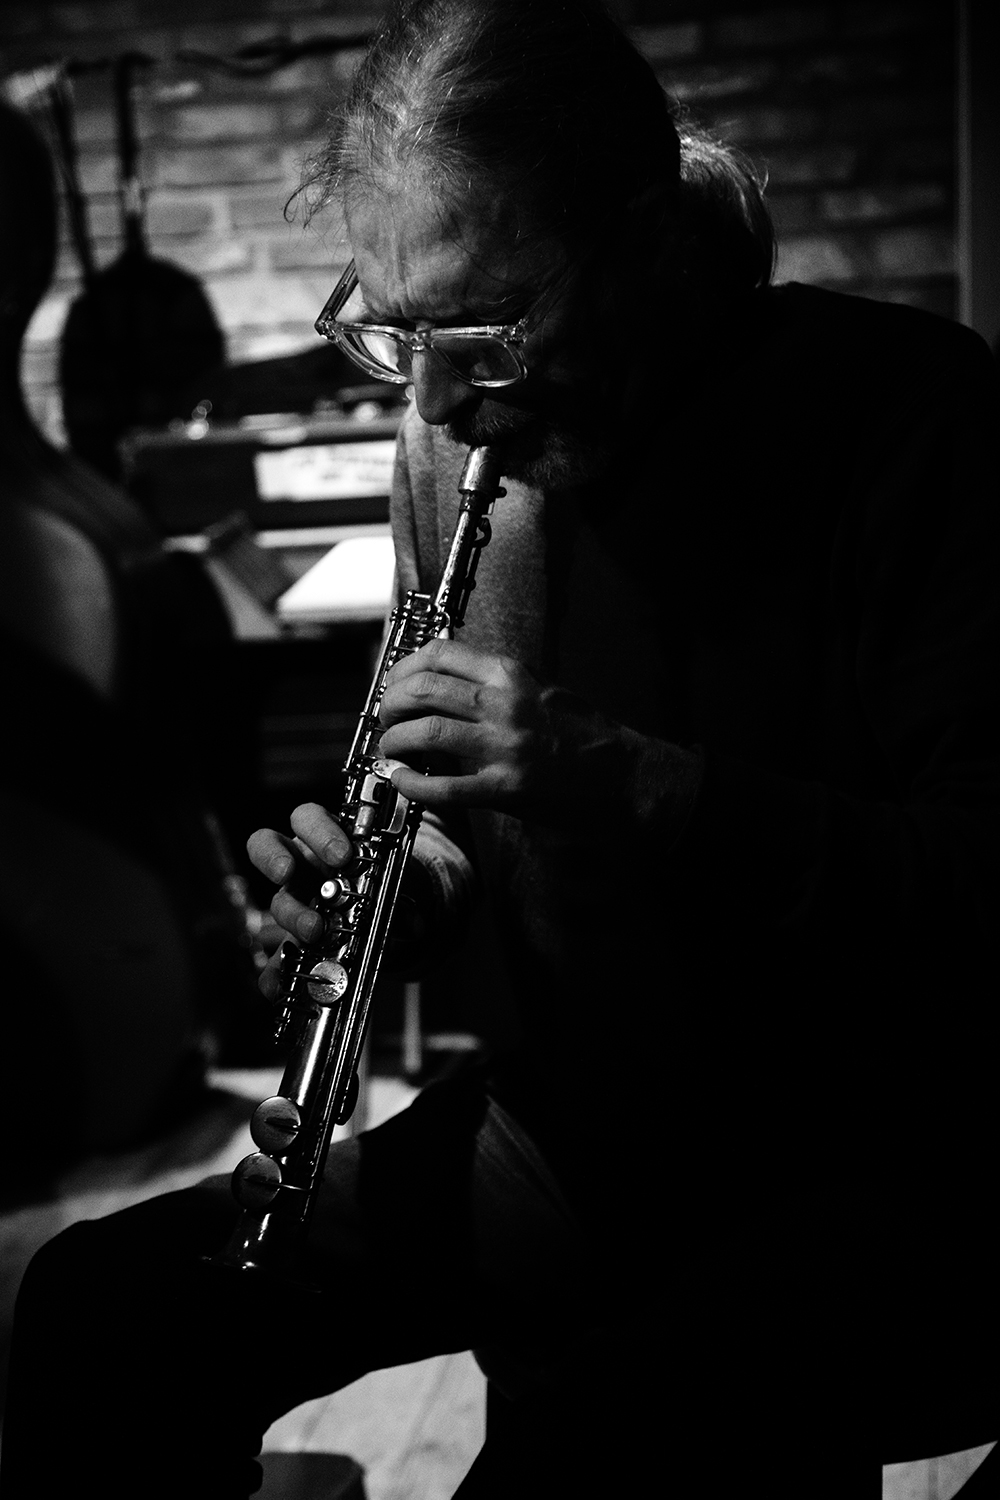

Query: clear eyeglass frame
[[314, 259, 555, 389]]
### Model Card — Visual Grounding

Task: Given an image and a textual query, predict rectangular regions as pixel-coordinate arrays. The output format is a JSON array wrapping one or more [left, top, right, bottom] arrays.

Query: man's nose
[[409, 349, 479, 426]]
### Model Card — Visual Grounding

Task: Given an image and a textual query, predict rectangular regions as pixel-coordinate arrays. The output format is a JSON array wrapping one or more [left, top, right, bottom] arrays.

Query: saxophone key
[[278, 939, 302, 980], [353, 804, 377, 838], [231, 1152, 283, 1214], [319, 875, 352, 906], [306, 958, 349, 1005], [353, 770, 391, 837], [251, 1096, 302, 1154]]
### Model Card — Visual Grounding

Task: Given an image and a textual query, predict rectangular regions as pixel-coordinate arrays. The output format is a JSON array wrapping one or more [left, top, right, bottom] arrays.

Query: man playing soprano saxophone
[[4, 3, 1000, 1497]]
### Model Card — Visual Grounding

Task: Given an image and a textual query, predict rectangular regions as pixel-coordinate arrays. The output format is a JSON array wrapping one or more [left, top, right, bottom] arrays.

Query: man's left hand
[[378, 637, 622, 825]]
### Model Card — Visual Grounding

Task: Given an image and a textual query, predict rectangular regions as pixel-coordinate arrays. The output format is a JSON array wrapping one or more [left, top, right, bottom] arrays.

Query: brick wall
[[2, 0, 387, 443], [1, 0, 958, 445], [632, 1, 957, 316]]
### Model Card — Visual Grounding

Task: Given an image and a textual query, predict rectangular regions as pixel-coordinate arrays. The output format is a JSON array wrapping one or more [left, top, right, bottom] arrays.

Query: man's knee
[[299, 1136, 366, 1271], [17, 1219, 95, 1312], [19, 1180, 237, 1316]]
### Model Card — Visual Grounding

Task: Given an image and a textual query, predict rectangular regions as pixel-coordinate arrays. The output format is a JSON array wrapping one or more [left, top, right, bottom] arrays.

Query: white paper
[[276, 535, 396, 621]]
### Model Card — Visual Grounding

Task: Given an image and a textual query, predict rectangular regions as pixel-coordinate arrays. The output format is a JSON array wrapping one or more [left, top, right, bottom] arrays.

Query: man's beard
[[446, 397, 614, 491]]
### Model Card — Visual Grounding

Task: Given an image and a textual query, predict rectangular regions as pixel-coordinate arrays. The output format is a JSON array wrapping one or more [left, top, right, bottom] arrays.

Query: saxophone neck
[[458, 445, 504, 498], [433, 446, 505, 628]]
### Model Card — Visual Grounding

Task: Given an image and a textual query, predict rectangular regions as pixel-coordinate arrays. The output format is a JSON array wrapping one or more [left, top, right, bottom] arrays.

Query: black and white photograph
[[0, 2, 997, 1496]]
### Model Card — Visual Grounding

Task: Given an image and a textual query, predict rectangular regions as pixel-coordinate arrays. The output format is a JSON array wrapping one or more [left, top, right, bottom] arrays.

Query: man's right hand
[[246, 802, 352, 1001]]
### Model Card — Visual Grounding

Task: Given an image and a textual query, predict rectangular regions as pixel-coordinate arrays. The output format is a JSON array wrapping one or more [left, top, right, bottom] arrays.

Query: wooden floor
[[0, 1067, 992, 1500]]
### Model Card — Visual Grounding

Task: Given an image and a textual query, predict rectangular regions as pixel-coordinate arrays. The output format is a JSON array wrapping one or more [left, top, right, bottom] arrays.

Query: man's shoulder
[[765, 281, 993, 382]]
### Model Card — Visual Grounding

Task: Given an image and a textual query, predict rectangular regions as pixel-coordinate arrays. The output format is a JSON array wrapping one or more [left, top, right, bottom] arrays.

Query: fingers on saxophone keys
[[289, 802, 352, 869], [270, 885, 324, 945], [247, 827, 299, 886], [247, 809, 350, 891]]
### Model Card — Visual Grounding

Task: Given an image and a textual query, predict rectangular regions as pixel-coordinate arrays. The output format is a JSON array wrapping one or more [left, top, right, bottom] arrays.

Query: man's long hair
[[301, 0, 775, 303]]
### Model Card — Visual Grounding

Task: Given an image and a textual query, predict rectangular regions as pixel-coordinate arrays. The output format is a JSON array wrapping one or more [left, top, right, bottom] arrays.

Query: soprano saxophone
[[212, 446, 504, 1275]]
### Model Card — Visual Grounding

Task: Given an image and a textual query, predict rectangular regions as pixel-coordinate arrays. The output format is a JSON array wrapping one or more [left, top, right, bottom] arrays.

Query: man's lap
[[0, 1080, 596, 1499]]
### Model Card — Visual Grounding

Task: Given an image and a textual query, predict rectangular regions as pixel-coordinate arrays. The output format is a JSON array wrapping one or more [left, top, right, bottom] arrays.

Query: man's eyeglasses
[[314, 260, 554, 389]]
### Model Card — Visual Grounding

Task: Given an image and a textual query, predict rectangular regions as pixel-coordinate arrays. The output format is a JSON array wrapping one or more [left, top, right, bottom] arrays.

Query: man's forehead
[[344, 182, 556, 321]]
